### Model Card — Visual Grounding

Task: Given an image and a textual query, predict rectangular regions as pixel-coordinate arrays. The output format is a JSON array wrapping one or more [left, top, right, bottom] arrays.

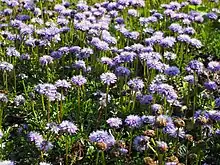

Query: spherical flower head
[[59, 120, 78, 134], [6, 47, 20, 57], [204, 81, 218, 90], [169, 23, 183, 33], [100, 72, 117, 85], [89, 130, 116, 148], [39, 140, 53, 152], [183, 27, 196, 35], [184, 75, 194, 84], [14, 95, 25, 106], [71, 75, 87, 86], [156, 141, 168, 152], [55, 79, 71, 89], [106, 117, 122, 128], [165, 66, 180, 76], [73, 60, 86, 70], [0, 93, 8, 103], [207, 61, 220, 72], [127, 78, 144, 91], [133, 135, 150, 152], [186, 60, 204, 74], [151, 104, 163, 115], [177, 34, 191, 43], [28, 131, 44, 146], [35, 83, 57, 101], [206, 12, 218, 20], [0, 160, 14, 165], [190, 38, 202, 48], [215, 97, 220, 107], [159, 36, 176, 48], [125, 115, 143, 128], [189, 0, 202, 5], [139, 94, 153, 105], [115, 66, 130, 77], [39, 55, 53, 66], [46, 122, 60, 134], [164, 52, 177, 60], [128, 9, 139, 17], [101, 57, 113, 66]]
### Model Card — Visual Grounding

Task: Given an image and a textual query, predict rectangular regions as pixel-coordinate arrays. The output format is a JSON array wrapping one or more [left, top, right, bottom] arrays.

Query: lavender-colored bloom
[[73, 60, 86, 70], [115, 66, 130, 77], [204, 81, 218, 90], [127, 78, 144, 91], [186, 60, 204, 74], [139, 95, 153, 105], [133, 135, 150, 152], [190, 38, 202, 48], [151, 104, 163, 114], [164, 126, 185, 138], [207, 61, 220, 72], [55, 79, 71, 89], [59, 120, 78, 134], [89, 130, 115, 148], [206, 12, 218, 20], [77, 48, 93, 59], [0, 62, 13, 71], [6, 47, 20, 57], [164, 51, 177, 60], [119, 51, 136, 63], [35, 83, 57, 101], [215, 97, 220, 107], [177, 34, 191, 43], [101, 57, 113, 66], [165, 66, 180, 76], [189, 0, 202, 5], [166, 162, 177, 165], [90, 38, 109, 51], [71, 75, 87, 86], [39, 55, 53, 66], [16, 14, 30, 21], [100, 72, 117, 85], [159, 37, 176, 48], [40, 162, 52, 165], [125, 115, 143, 128], [14, 95, 25, 106], [0, 160, 14, 165], [156, 141, 168, 152], [208, 110, 220, 121], [106, 117, 122, 128], [46, 123, 60, 134], [128, 9, 139, 17], [169, 23, 183, 33], [28, 131, 44, 146], [183, 27, 196, 35], [141, 115, 155, 125], [0, 93, 8, 103], [50, 51, 63, 59], [184, 75, 194, 84]]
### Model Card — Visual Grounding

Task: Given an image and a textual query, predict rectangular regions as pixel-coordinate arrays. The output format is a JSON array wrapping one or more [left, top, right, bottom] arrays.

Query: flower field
[[0, 0, 220, 164]]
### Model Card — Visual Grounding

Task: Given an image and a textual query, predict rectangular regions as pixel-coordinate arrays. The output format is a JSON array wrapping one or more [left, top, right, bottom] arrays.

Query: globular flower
[[39, 141, 53, 152], [89, 130, 116, 148], [0, 160, 14, 165], [127, 78, 144, 91], [106, 117, 122, 128], [39, 55, 53, 66], [169, 23, 183, 33], [186, 60, 204, 74], [189, 0, 202, 5], [125, 115, 143, 128], [6, 47, 20, 57], [73, 60, 86, 70], [46, 123, 60, 134], [133, 135, 150, 152], [101, 57, 113, 66], [71, 75, 87, 86], [215, 97, 220, 107], [100, 72, 117, 85], [207, 61, 220, 72], [190, 38, 202, 48], [204, 81, 218, 90], [59, 120, 78, 134], [128, 9, 139, 17], [184, 75, 195, 84], [55, 79, 71, 89], [159, 37, 176, 48], [115, 66, 130, 77], [165, 66, 180, 76], [0, 93, 8, 103], [35, 83, 57, 101], [164, 52, 177, 60], [183, 27, 196, 35], [141, 115, 155, 125], [28, 131, 44, 146], [177, 34, 191, 43], [14, 95, 25, 106], [151, 104, 163, 115], [139, 94, 153, 105], [206, 12, 218, 20]]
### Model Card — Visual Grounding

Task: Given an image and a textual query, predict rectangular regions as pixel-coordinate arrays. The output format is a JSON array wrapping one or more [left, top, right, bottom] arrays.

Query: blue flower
[[165, 66, 180, 76], [133, 135, 150, 152], [125, 115, 143, 128], [100, 72, 117, 85]]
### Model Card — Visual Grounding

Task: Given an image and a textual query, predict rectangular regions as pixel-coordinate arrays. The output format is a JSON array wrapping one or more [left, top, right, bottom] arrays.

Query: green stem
[[105, 85, 110, 120]]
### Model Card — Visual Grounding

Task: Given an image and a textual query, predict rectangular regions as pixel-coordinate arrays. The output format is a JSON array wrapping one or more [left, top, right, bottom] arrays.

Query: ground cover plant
[[0, 0, 220, 164]]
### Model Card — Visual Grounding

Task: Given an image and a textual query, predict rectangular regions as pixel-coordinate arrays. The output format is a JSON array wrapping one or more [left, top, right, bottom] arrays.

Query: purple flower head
[[55, 79, 71, 89], [46, 123, 60, 134], [156, 141, 168, 152], [115, 66, 130, 77], [90, 37, 109, 51], [100, 72, 117, 85], [0, 62, 14, 71], [186, 60, 204, 74], [125, 115, 143, 128], [184, 75, 195, 84], [204, 81, 218, 90], [0, 160, 14, 165], [133, 135, 150, 152], [77, 48, 93, 59], [208, 111, 220, 121], [159, 36, 176, 48], [16, 14, 30, 22], [71, 75, 87, 86], [169, 23, 183, 33], [35, 83, 57, 101], [39, 141, 53, 152], [89, 130, 116, 148], [164, 126, 185, 138], [151, 104, 163, 115], [207, 61, 220, 72], [139, 94, 153, 105], [59, 120, 78, 134], [127, 78, 144, 91], [183, 27, 196, 35], [190, 38, 202, 48], [101, 57, 113, 66], [50, 51, 63, 59], [0, 93, 8, 103], [6, 47, 20, 57], [141, 115, 155, 125], [106, 117, 122, 128], [206, 12, 218, 20], [215, 97, 220, 107], [166, 162, 177, 165], [164, 51, 177, 60], [39, 55, 53, 66], [73, 60, 86, 70], [177, 34, 191, 43], [28, 131, 44, 146], [165, 66, 180, 76], [119, 51, 137, 63], [128, 9, 139, 17], [14, 95, 25, 106], [189, 0, 202, 5]]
